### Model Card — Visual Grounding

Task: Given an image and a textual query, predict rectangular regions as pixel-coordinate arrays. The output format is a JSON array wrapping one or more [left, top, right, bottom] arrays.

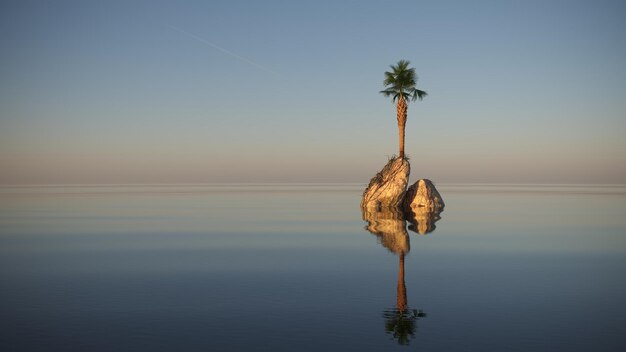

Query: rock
[[362, 207, 410, 255], [403, 179, 444, 211], [361, 157, 410, 211]]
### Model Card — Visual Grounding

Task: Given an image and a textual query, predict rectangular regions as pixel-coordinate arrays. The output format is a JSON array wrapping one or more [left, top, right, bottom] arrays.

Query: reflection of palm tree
[[382, 252, 427, 345], [362, 208, 428, 345], [383, 307, 426, 345], [397, 253, 407, 311]]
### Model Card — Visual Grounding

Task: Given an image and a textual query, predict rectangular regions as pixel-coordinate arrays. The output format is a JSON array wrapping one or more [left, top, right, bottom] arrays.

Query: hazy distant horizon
[[2, 181, 625, 187], [1, 1, 625, 185]]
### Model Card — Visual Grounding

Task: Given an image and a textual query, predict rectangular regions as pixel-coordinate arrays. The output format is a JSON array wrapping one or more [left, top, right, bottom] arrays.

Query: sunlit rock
[[361, 157, 410, 211], [403, 179, 444, 211], [362, 207, 410, 255]]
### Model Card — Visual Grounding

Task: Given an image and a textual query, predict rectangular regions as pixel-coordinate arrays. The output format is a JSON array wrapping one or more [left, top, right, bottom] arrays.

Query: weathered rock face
[[403, 179, 444, 211], [362, 207, 410, 255], [361, 157, 410, 211]]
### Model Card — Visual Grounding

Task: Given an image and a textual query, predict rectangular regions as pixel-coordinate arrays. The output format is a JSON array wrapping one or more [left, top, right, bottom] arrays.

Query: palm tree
[[380, 60, 427, 159]]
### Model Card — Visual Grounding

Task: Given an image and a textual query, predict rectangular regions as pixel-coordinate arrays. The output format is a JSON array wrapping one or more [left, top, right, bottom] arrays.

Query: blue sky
[[1, 0, 625, 184]]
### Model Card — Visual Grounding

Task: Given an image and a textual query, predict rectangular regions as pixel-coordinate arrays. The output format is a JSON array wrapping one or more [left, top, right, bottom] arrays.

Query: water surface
[[1, 184, 625, 351]]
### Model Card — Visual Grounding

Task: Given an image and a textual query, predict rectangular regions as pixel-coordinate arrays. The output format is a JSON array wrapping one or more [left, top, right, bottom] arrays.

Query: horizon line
[[1, 182, 625, 187]]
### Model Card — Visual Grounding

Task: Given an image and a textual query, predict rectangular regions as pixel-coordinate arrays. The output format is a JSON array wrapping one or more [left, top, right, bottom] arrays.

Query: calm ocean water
[[1, 184, 625, 351]]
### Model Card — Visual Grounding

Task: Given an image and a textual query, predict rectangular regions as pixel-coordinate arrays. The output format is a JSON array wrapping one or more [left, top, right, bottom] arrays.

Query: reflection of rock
[[406, 207, 442, 235], [362, 208, 410, 255], [361, 157, 410, 211], [403, 179, 444, 211]]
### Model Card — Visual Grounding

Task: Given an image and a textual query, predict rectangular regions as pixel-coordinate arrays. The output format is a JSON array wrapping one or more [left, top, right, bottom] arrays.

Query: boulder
[[403, 179, 444, 211], [361, 157, 410, 211]]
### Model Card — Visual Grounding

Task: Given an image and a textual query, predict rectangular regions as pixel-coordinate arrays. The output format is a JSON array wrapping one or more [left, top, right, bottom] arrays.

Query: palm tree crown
[[380, 60, 427, 103]]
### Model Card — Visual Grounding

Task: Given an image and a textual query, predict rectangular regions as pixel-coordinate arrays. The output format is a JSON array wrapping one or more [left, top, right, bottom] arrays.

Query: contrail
[[168, 25, 278, 75]]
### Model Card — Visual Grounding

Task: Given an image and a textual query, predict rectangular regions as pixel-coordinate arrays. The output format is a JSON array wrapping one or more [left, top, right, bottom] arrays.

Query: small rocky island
[[361, 156, 444, 235], [361, 157, 444, 213], [361, 60, 443, 228]]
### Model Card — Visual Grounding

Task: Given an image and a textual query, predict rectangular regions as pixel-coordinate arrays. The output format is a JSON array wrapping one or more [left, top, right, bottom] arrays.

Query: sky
[[1, 0, 625, 184]]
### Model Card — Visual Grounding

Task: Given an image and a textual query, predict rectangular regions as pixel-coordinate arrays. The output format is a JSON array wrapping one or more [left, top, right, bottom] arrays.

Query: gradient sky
[[1, 0, 625, 184]]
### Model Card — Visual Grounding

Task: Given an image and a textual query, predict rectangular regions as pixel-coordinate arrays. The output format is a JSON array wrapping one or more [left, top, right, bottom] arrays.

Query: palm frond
[[411, 89, 427, 101], [379, 89, 395, 97]]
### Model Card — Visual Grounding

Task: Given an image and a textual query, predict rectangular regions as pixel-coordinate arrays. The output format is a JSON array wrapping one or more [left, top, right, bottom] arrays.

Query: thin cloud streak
[[168, 25, 278, 75]]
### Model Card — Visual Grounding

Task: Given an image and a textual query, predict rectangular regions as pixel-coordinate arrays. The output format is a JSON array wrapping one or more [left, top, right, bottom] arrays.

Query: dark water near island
[[1, 184, 625, 351]]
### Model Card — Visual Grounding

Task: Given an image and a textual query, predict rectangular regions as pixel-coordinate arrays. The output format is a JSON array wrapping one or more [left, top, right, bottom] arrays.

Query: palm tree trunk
[[396, 97, 408, 159]]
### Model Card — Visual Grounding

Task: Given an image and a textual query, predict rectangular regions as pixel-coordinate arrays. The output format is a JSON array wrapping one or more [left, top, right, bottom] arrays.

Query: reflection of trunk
[[396, 96, 407, 159], [397, 253, 407, 312]]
